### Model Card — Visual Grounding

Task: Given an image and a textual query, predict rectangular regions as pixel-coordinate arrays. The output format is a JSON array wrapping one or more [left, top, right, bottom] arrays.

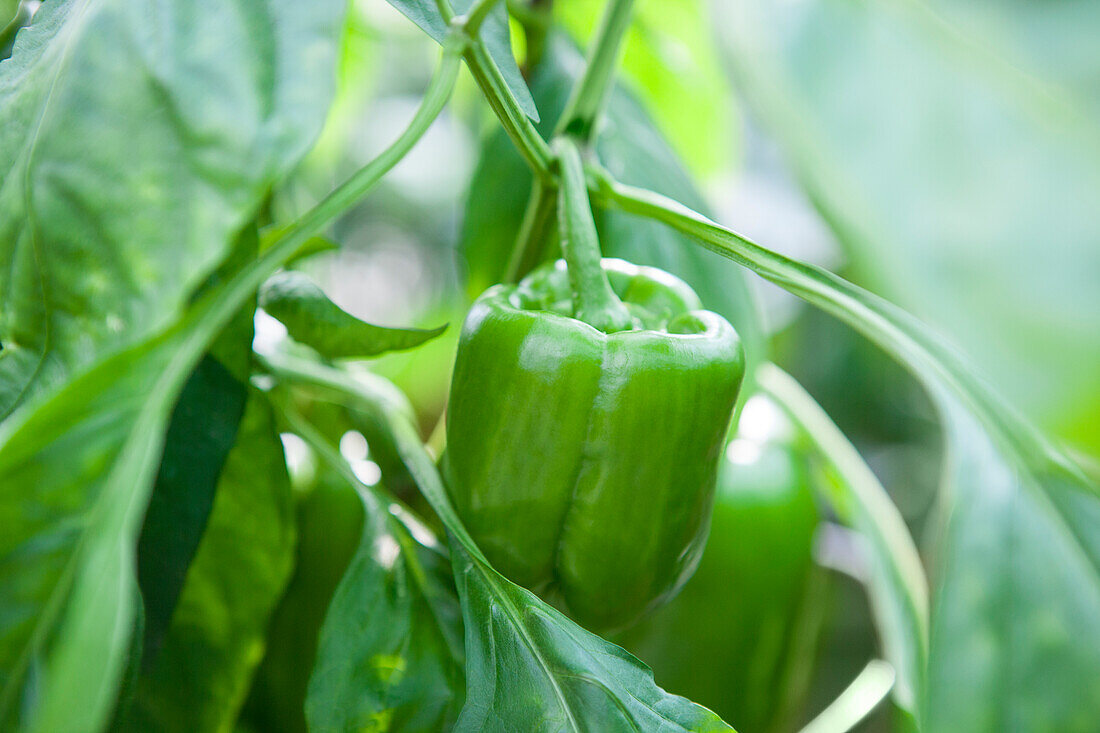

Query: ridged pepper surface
[[444, 257, 745, 630]]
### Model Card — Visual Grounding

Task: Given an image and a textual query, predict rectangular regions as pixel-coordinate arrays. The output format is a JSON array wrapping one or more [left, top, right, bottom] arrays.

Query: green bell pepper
[[617, 394, 823, 731], [443, 255, 745, 630]]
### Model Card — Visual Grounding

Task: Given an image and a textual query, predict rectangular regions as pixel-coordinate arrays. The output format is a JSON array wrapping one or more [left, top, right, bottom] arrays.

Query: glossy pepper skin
[[444, 258, 745, 630]]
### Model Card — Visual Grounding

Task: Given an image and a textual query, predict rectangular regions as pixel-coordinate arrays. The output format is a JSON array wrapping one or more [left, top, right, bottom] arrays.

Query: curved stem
[[797, 660, 895, 733], [554, 138, 630, 331], [460, 0, 504, 36], [555, 0, 635, 143], [463, 42, 553, 177], [505, 178, 557, 282], [588, 167, 1055, 460]]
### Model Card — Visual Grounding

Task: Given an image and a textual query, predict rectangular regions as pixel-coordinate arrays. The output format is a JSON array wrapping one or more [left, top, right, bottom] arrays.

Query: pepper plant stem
[[554, 137, 631, 331], [463, 42, 553, 177], [588, 168, 1059, 459], [504, 178, 557, 283], [555, 0, 635, 143]]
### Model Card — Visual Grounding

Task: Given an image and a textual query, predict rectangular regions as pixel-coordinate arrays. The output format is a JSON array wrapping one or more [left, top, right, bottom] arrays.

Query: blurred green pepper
[[617, 394, 824, 732], [244, 470, 364, 733]]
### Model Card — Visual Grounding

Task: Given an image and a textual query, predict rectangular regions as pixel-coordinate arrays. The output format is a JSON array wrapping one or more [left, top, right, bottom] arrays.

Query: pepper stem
[[553, 136, 632, 332]]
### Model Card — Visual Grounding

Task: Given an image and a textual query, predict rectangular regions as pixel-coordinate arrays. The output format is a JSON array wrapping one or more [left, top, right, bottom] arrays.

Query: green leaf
[[384, 0, 449, 42], [136, 355, 247, 665], [714, 0, 1100, 454], [120, 390, 296, 732], [259, 271, 447, 359], [599, 175, 1100, 732], [258, 350, 736, 732], [0, 0, 342, 419], [279, 395, 464, 733], [460, 33, 760, 354], [447, 539, 731, 732], [136, 228, 258, 668], [385, 0, 539, 121], [0, 0, 346, 728]]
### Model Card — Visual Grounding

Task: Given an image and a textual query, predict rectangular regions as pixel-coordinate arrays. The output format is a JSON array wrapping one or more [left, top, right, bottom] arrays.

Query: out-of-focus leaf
[[120, 391, 296, 732], [921, 399, 1100, 733], [0, 0, 341, 419], [260, 271, 447, 359], [715, 0, 1100, 454], [556, 0, 734, 175], [260, 350, 731, 731], [384, 0, 538, 121], [0, 0, 345, 727], [924, 0, 1100, 117], [600, 177, 1100, 732], [460, 33, 760, 354]]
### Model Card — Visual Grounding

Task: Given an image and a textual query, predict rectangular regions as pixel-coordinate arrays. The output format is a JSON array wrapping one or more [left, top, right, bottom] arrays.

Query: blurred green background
[[254, 0, 1099, 729]]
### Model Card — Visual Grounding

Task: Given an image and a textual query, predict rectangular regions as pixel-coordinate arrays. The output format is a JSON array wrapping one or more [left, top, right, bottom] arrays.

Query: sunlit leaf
[[0, 0, 341, 419], [0, 0, 345, 728]]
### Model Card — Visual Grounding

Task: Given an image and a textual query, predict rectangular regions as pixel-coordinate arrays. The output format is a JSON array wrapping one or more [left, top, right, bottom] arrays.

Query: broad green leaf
[[714, 0, 1100, 454], [120, 390, 296, 732], [556, 0, 734, 175], [447, 540, 731, 732], [271, 388, 465, 733], [0, 0, 342, 419], [460, 33, 760, 353], [260, 351, 736, 732], [0, 0, 346, 728], [385, 0, 539, 121], [259, 271, 446, 359], [598, 175, 1100, 732]]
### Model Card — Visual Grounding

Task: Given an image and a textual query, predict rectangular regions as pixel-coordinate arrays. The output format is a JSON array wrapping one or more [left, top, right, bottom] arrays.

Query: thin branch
[[554, 0, 635, 143]]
